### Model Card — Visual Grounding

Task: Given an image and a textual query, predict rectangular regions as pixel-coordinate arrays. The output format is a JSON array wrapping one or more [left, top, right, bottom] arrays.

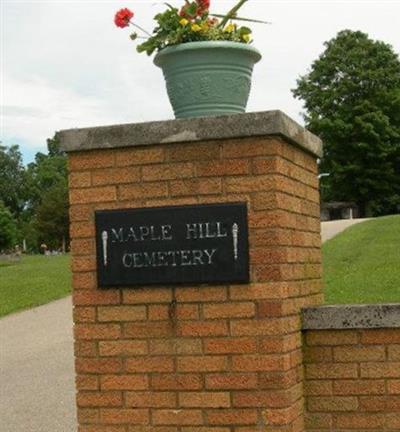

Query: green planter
[[154, 41, 262, 119]]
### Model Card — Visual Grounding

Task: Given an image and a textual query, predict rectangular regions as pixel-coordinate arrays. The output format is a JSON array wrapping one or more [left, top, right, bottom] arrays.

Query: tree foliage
[[0, 201, 17, 251], [0, 145, 28, 217], [0, 132, 69, 252], [293, 30, 400, 216]]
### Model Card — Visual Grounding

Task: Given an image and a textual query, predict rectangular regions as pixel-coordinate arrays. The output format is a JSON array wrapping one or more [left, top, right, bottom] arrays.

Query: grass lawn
[[323, 215, 400, 304], [0, 254, 71, 317]]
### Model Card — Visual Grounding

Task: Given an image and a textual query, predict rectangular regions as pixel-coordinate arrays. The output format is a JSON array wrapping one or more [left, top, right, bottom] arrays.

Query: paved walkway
[[0, 297, 76, 432], [320, 218, 369, 242], [0, 218, 370, 431]]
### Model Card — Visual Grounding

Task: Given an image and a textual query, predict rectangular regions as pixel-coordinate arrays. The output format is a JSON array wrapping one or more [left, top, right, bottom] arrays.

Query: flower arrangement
[[114, 0, 267, 55]]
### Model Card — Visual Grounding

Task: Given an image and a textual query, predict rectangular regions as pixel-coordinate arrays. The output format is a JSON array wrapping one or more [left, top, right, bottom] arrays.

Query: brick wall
[[303, 328, 400, 431], [64, 117, 323, 432]]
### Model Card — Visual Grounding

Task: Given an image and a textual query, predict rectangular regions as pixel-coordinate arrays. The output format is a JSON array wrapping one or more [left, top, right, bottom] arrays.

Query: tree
[[0, 145, 28, 217], [292, 30, 400, 216], [35, 180, 69, 250], [0, 201, 17, 251]]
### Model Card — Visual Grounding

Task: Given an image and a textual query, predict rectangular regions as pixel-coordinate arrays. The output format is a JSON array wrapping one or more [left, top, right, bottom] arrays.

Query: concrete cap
[[302, 304, 400, 329], [59, 110, 322, 158]]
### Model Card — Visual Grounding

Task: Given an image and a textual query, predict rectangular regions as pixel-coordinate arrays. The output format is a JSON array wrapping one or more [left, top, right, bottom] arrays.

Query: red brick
[[307, 396, 358, 412], [74, 307, 96, 323], [359, 395, 400, 411], [125, 357, 174, 373], [333, 346, 385, 362], [387, 413, 400, 429], [77, 391, 122, 407], [151, 374, 203, 391], [207, 409, 258, 425], [360, 329, 400, 344], [99, 340, 148, 356], [74, 324, 121, 340], [79, 426, 126, 432], [123, 288, 172, 304], [72, 273, 97, 290], [149, 339, 202, 355], [119, 183, 168, 201], [260, 334, 301, 354], [388, 379, 400, 394], [71, 239, 96, 255], [100, 375, 148, 390], [230, 317, 299, 336], [77, 408, 99, 424], [115, 147, 164, 167], [304, 380, 332, 396], [332, 379, 386, 395], [69, 151, 114, 170], [125, 392, 176, 408], [76, 358, 122, 374], [99, 408, 149, 424], [170, 178, 222, 197], [70, 205, 92, 222], [305, 330, 359, 346], [222, 138, 281, 158], [179, 392, 230, 408], [259, 370, 298, 390], [233, 388, 300, 408], [177, 356, 228, 372], [92, 167, 140, 185], [71, 256, 97, 272], [97, 306, 146, 322], [69, 171, 91, 188], [335, 413, 385, 429], [76, 375, 99, 391], [148, 304, 199, 321], [388, 345, 400, 361], [124, 322, 173, 338], [204, 338, 257, 354], [176, 321, 228, 337], [205, 374, 258, 390], [303, 346, 333, 363], [75, 341, 97, 357], [360, 362, 400, 378], [175, 287, 227, 302], [232, 354, 290, 372], [304, 413, 332, 429], [305, 363, 358, 379], [142, 162, 193, 181], [203, 303, 255, 319], [73, 290, 120, 306], [196, 159, 250, 177], [167, 142, 220, 162], [70, 187, 116, 204], [152, 409, 203, 425]]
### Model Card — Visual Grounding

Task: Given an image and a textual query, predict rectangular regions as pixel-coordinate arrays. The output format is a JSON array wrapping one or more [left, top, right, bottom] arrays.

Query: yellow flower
[[191, 23, 202, 32], [179, 18, 189, 26], [201, 22, 209, 31], [224, 23, 235, 33], [242, 33, 252, 43]]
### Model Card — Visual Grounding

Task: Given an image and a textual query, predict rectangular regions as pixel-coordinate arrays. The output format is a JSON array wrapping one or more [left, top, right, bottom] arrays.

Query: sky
[[1, 0, 400, 164]]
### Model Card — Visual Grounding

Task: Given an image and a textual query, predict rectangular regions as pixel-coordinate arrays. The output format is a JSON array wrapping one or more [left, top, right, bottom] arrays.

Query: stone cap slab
[[59, 110, 323, 158], [302, 304, 400, 329]]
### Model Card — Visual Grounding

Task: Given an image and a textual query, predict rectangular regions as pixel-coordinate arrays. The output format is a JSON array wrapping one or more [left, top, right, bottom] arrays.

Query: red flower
[[114, 8, 134, 28], [197, 0, 210, 14]]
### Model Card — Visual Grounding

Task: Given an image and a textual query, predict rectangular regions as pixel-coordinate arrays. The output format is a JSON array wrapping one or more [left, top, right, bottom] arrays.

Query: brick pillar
[[60, 111, 323, 432]]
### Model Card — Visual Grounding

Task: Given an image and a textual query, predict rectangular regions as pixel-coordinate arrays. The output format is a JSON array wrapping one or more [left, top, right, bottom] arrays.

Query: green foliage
[[136, 1, 253, 55], [35, 180, 69, 250], [0, 201, 17, 251], [0, 145, 28, 217], [323, 215, 400, 303], [0, 254, 71, 316], [293, 30, 400, 216]]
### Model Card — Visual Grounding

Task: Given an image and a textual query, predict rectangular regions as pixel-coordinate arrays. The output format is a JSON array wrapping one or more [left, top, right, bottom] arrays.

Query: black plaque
[[95, 203, 249, 287]]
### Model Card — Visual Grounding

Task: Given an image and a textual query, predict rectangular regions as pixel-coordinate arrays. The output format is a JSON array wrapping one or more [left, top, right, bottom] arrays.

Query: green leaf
[[211, 14, 271, 24], [130, 32, 138, 41]]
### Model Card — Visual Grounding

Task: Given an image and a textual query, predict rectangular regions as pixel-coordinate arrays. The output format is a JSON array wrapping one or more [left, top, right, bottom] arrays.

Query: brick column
[[60, 111, 323, 432]]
